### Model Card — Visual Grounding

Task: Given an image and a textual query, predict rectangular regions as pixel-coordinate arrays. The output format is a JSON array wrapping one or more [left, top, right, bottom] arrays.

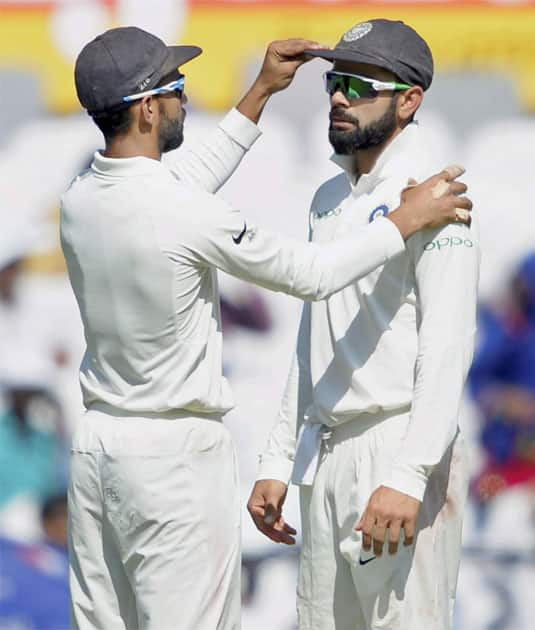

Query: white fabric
[[60, 109, 405, 417], [258, 122, 480, 501], [297, 408, 468, 630], [68, 408, 241, 630], [291, 420, 323, 485]]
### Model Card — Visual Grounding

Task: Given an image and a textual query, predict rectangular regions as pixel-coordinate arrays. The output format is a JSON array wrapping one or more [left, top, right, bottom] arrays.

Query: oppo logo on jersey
[[424, 236, 474, 251]]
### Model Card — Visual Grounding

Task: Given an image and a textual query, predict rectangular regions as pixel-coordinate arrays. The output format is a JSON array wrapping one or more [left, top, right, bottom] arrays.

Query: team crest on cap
[[369, 204, 389, 223], [343, 22, 373, 43]]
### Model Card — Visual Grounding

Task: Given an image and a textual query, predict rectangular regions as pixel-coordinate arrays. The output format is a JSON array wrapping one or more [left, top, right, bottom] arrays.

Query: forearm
[[383, 221, 480, 500], [258, 307, 312, 483], [384, 334, 476, 500], [197, 200, 406, 301], [236, 80, 271, 125]]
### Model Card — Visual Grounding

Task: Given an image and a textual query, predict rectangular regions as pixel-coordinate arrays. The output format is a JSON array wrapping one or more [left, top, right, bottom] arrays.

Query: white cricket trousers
[[68, 405, 241, 630], [297, 408, 469, 630]]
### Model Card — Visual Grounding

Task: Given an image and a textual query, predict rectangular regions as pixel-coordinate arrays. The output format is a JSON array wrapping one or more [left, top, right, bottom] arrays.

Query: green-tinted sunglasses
[[324, 71, 411, 100]]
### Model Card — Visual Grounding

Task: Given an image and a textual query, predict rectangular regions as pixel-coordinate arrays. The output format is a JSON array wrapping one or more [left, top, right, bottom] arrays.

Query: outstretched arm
[[181, 166, 472, 302], [166, 39, 323, 193]]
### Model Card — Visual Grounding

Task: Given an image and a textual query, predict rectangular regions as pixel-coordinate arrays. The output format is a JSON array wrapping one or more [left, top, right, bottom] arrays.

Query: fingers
[[455, 196, 472, 210], [361, 531, 372, 552], [422, 164, 465, 196], [356, 510, 375, 552], [403, 519, 416, 546], [249, 505, 296, 545], [355, 487, 421, 557], [271, 38, 326, 58], [441, 164, 465, 182], [431, 179, 450, 199], [283, 522, 297, 535], [372, 521, 387, 556], [388, 520, 402, 555], [268, 39, 329, 67], [263, 502, 279, 526], [448, 181, 468, 196], [455, 208, 472, 227], [247, 481, 295, 545]]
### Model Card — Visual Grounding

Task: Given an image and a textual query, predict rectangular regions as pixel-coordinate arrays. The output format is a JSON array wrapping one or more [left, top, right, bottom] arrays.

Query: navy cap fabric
[[306, 19, 434, 90], [75, 27, 202, 115]]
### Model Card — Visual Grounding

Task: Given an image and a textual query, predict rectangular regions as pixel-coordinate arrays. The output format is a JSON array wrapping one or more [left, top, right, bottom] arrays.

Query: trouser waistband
[[292, 405, 411, 486], [87, 401, 225, 422], [324, 404, 412, 444]]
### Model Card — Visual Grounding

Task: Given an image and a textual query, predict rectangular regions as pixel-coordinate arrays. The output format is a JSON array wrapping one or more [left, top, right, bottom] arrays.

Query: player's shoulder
[[60, 168, 94, 214], [63, 167, 91, 194]]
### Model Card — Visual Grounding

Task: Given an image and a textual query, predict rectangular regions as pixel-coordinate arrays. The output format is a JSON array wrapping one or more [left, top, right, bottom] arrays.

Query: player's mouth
[[330, 119, 356, 130], [329, 109, 358, 130]]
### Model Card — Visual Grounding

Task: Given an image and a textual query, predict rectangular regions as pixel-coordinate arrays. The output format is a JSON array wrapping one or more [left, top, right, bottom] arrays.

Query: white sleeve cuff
[[256, 455, 294, 485], [374, 216, 406, 259], [218, 108, 262, 150], [381, 461, 429, 502]]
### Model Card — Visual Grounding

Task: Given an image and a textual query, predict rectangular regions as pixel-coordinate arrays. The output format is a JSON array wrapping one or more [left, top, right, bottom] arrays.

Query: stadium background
[[0, 1, 534, 628]]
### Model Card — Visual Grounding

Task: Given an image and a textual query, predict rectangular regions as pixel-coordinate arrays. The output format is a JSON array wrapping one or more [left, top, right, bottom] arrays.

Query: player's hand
[[247, 479, 296, 545], [237, 39, 327, 122], [356, 485, 421, 556], [254, 39, 326, 96], [389, 164, 473, 240]]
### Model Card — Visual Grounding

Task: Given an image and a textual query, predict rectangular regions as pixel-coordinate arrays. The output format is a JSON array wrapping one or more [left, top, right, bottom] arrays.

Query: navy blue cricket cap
[[75, 26, 202, 115], [306, 19, 434, 91]]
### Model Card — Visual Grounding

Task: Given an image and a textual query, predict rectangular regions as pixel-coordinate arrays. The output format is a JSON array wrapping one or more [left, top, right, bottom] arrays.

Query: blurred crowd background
[[0, 1, 534, 629]]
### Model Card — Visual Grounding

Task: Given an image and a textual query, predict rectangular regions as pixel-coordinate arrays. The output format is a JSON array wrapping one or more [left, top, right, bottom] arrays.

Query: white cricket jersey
[[258, 122, 480, 500], [60, 109, 406, 417]]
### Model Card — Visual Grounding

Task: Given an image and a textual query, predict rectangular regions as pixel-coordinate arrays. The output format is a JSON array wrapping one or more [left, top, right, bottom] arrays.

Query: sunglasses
[[324, 71, 411, 100], [122, 76, 185, 103]]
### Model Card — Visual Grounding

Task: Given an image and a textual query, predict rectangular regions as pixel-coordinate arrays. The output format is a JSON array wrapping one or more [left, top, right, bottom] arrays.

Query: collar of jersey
[[91, 151, 165, 177], [330, 121, 420, 194]]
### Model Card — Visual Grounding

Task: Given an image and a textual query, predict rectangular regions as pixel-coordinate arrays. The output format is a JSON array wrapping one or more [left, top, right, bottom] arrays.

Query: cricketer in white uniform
[[63, 26, 472, 630], [250, 20, 480, 630]]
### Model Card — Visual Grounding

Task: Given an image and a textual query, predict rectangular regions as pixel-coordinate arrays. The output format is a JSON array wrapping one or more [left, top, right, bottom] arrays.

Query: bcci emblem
[[343, 22, 373, 43], [369, 204, 389, 223]]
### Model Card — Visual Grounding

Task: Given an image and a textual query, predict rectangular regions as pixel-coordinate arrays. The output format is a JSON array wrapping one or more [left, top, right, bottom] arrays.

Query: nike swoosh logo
[[232, 222, 247, 245], [358, 556, 376, 566]]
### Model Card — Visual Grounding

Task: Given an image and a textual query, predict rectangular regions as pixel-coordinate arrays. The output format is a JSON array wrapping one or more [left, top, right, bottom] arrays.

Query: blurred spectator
[[220, 291, 272, 334], [0, 384, 67, 541], [469, 253, 535, 502], [0, 494, 69, 630], [0, 223, 72, 399]]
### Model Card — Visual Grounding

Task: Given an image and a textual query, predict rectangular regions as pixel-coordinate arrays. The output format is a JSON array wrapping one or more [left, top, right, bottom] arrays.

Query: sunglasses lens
[[324, 73, 377, 99], [325, 73, 343, 95]]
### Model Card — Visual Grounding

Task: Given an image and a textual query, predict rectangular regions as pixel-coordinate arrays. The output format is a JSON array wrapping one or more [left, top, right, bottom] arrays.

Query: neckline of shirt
[[91, 151, 165, 177]]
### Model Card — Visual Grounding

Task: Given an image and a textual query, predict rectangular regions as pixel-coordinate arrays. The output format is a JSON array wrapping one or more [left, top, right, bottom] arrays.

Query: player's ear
[[139, 96, 157, 127], [397, 86, 423, 125]]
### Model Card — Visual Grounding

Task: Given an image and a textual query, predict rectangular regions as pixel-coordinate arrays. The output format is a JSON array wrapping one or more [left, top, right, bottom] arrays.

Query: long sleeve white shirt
[[257, 122, 480, 501], [60, 109, 406, 416]]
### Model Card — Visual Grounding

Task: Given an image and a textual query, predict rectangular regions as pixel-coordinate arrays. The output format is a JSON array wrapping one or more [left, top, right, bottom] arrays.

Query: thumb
[[264, 502, 280, 526]]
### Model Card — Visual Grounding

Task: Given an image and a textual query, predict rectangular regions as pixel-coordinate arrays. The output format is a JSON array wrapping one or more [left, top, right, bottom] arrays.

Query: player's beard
[[158, 102, 184, 153], [328, 95, 398, 155]]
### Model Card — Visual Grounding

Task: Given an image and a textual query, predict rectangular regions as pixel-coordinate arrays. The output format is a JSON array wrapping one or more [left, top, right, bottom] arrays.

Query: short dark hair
[[91, 105, 133, 141]]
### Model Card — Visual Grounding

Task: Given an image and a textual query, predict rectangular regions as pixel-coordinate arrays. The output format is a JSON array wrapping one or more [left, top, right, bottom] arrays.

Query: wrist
[[388, 205, 418, 240], [250, 77, 273, 100], [236, 81, 271, 124]]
